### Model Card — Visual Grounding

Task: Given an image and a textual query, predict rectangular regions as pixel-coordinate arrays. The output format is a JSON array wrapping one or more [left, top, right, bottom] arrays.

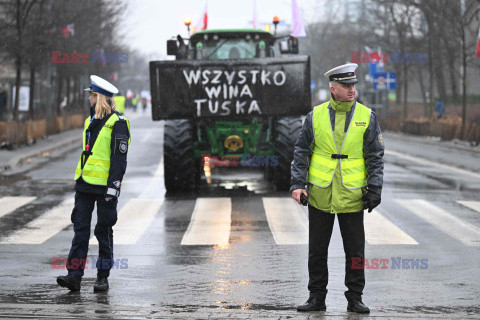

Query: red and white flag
[[365, 46, 378, 63], [377, 47, 385, 68], [61, 23, 74, 38], [290, 0, 306, 37], [193, 1, 208, 33], [476, 26, 480, 58], [253, 0, 258, 29]]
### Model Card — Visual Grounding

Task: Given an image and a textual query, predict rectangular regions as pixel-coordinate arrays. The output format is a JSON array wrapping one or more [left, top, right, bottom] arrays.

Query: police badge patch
[[378, 133, 384, 146], [119, 140, 128, 153]]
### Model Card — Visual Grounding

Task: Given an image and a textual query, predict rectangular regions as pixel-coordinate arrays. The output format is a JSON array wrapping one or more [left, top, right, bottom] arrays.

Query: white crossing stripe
[[263, 197, 308, 245], [0, 198, 74, 244], [90, 198, 164, 245], [365, 209, 418, 245], [457, 201, 480, 213], [0, 196, 36, 219], [181, 198, 231, 245], [396, 199, 480, 246], [386, 150, 480, 179]]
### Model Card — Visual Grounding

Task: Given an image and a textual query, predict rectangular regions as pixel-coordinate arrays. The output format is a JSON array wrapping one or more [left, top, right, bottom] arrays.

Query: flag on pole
[[476, 26, 480, 58], [193, 1, 208, 33], [377, 47, 385, 69], [253, 0, 258, 29], [61, 24, 74, 38], [364, 46, 379, 63], [291, 0, 306, 37]]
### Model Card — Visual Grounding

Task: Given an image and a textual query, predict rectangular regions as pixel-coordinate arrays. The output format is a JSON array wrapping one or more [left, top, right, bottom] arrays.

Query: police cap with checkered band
[[324, 63, 358, 84], [83, 75, 119, 97]]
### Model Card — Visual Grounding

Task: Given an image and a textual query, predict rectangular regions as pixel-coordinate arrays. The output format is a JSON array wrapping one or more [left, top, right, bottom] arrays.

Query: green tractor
[[150, 29, 311, 193]]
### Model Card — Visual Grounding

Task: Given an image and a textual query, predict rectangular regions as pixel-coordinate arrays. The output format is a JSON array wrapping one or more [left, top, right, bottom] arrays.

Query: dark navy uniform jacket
[[75, 108, 129, 197]]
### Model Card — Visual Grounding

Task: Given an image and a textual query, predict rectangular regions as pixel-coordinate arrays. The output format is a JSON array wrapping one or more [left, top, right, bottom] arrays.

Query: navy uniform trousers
[[308, 205, 365, 301], [67, 191, 118, 279]]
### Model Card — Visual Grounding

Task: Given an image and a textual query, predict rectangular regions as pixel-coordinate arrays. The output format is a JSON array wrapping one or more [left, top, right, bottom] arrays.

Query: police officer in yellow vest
[[113, 92, 126, 114], [57, 75, 131, 292], [292, 63, 384, 313]]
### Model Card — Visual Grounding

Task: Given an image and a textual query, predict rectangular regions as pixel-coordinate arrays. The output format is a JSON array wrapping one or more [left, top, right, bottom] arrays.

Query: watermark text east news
[[351, 257, 428, 269], [51, 51, 128, 64]]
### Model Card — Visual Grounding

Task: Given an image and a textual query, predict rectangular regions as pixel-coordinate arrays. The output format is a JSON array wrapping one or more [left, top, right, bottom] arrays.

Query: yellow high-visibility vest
[[113, 96, 126, 113], [74, 113, 131, 185], [308, 101, 371, 189]]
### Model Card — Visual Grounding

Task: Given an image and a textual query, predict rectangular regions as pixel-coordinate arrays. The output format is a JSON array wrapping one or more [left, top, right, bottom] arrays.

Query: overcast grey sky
[[119, 0, 335, 58]]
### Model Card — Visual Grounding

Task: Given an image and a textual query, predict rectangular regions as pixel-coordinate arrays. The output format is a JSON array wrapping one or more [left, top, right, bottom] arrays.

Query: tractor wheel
[[272, 117, 302, 191], [163, 119, 198, 193]]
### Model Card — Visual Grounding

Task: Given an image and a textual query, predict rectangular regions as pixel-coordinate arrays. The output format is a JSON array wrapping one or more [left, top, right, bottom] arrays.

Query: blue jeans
[[67, 191, 118, 279]]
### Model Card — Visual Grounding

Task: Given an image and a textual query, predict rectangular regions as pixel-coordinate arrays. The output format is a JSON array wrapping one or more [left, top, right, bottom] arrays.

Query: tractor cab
[[168, 29, 298, 60], [189, 29, 275, 60]]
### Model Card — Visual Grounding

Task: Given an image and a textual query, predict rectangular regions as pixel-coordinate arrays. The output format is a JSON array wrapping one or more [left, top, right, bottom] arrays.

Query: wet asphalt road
[[0, 109, 479, 319]]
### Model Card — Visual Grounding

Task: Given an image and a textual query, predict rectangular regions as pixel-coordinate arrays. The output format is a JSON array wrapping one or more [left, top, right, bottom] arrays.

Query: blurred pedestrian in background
[[435, 98, 445, 119], [113, 92, 126, 114]]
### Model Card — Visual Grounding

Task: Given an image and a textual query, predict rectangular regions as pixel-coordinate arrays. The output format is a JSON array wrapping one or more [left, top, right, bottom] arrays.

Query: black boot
[[297, 297, 326, 312], [93, 275, 109, 292], [57, 274, 81, 291], [347, 299, 370, 313]]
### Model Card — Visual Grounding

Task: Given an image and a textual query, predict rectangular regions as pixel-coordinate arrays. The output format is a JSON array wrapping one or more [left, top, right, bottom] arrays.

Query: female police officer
[[57, 75, 131, 292]]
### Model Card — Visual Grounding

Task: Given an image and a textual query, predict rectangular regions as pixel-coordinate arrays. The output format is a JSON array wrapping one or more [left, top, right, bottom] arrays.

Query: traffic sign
[[373, 72, 396, 90], [387, 72, 397, 90], [369, 62, 384, 80], [373, 72, 387, 90]]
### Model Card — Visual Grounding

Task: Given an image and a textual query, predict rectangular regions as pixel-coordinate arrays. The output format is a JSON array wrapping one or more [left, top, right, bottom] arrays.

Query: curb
[[0, 130, 81, 173]]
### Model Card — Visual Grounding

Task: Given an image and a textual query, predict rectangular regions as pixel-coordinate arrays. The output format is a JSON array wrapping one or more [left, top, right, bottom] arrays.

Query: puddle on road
[[0, 174, 30, 186], [162, 303, 292, 311]]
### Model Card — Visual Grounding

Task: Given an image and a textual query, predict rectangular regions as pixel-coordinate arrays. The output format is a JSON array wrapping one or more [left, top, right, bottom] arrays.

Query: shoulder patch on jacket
[[378, 133, 384, 146], [119, 140, 128, 153]]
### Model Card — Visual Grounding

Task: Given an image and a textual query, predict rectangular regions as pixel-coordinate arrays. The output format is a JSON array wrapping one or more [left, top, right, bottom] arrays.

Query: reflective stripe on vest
[[74, 113, 131, 185], [308, 101, 371, 189]]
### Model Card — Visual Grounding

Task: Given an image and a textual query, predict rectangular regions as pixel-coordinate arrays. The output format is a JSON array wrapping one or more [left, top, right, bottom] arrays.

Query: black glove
[[363, 188, 381, 213]]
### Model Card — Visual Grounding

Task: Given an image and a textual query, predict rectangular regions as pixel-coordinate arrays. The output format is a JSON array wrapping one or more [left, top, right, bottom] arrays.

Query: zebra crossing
[[396, 199, 480, 246], [0, 196, 36, 219], [1, 198, 74, 244], [262, 197, 308, 245], [0, 195, 479, 247], [181, 197, 231, 245]]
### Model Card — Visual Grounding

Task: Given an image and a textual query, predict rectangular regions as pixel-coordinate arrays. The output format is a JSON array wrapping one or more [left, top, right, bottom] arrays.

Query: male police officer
[[291, 63, 384, 313], [57, 75, 130, 292]]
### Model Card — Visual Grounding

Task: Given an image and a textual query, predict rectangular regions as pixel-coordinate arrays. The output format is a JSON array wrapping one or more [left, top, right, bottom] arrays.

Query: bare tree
[[0, 0, 126, 122], [0, 0, 40, 121]]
